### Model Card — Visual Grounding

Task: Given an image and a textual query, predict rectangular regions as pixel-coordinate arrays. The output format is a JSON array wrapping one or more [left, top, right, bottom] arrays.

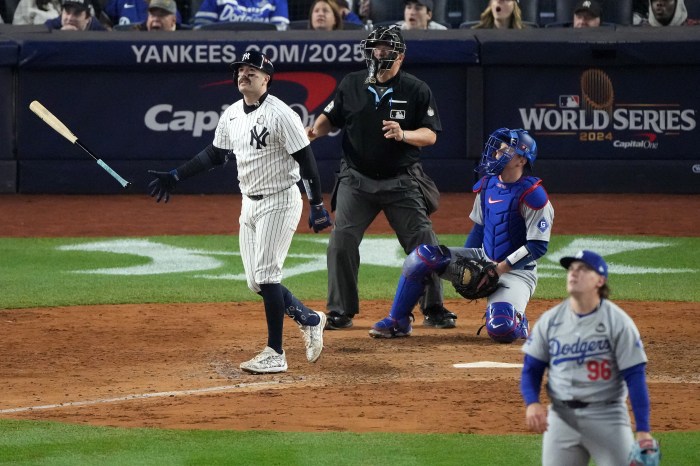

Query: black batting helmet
[[231, 50, 274, 86]]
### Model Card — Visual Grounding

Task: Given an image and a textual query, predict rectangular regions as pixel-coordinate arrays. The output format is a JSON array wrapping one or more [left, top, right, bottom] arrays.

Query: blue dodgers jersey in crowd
[[193, 0, 289, 27]]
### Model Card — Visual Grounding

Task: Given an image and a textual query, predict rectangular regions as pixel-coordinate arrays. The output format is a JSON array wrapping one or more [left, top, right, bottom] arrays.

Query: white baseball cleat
[[240, 346, 288, 374], [299, 311, 326, 363]]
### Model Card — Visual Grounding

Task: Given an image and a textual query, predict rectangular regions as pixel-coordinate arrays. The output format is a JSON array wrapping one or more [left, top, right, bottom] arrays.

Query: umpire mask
[[361, 25, 406, 84]]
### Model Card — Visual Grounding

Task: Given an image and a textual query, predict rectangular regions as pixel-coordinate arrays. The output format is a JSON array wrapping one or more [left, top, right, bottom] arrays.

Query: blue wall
[[1, 27, 698, 194]]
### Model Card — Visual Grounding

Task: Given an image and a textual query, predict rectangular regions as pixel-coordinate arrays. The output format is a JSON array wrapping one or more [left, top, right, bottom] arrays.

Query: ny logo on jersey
[[250, 126, 270, 149]]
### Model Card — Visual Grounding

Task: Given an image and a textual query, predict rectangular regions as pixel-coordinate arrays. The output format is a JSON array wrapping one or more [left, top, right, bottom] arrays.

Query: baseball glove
[[628, 438, 661, 466], [448, 256, 499, 300]]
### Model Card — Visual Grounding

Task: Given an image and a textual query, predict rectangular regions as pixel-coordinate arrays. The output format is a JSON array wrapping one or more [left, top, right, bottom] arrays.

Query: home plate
[[453, 361, 523, 369]]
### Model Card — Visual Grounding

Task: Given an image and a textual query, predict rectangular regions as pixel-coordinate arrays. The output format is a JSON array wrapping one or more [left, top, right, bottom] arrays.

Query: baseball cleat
[[240, 346, 288, 374], [299, 311, 326, 363], [422, 306, 458, 329], [369, 315, 412, 338]]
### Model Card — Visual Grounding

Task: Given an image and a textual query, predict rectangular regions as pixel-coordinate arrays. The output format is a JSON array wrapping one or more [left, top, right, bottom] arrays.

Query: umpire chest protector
[[323, 70, 441, 179], [476, 175, 545, 261]]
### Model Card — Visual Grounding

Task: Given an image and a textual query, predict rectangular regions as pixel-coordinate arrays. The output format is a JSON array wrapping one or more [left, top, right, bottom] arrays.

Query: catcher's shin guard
[[479, 302, 528, 343], [388, 245, 450, 320]]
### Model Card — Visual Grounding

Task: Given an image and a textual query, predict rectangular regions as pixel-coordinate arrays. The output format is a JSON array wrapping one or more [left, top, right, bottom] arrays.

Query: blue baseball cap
[[560, 250, 608, 278]]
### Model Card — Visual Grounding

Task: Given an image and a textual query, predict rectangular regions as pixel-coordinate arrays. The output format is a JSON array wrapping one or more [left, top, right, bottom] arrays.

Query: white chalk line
[[0, 381, 282, 414], [453, 361, 524, 369]]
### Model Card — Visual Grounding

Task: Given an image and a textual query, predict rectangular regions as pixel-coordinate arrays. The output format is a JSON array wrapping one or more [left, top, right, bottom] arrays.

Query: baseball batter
[[521, 250, 656, 466], [148, 50, 333, 374], [370, 128, 553, 342]]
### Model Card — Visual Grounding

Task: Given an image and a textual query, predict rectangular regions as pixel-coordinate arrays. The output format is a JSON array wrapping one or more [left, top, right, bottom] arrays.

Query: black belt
[[246, 194, 264, 201], [553, 399, 619, 409]]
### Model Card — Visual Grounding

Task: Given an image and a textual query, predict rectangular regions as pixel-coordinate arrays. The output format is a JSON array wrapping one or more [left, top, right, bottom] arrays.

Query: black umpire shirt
[[323, 69, 442, 179]]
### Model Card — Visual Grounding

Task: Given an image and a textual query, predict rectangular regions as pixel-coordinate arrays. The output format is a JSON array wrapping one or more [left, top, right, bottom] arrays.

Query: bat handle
[[96, 159, 131, 188]]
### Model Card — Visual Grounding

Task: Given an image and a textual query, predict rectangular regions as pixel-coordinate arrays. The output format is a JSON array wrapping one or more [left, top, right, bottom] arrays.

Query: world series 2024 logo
[[519, 69, 697, 149]]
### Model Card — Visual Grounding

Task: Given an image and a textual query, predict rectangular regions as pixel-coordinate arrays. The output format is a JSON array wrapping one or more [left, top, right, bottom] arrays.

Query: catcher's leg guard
[[281, 285, 321, 326], [479, 302, 529, 343], [388, 245, 451, 320]]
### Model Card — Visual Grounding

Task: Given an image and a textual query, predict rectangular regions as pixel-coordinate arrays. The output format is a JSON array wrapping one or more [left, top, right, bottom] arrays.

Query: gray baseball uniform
[[522, 299, 648, 466], [213, 94, 309, 292]]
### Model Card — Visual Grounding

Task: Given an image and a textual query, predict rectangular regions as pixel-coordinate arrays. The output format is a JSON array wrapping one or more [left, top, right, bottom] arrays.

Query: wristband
[[401, 130, 406, 142]]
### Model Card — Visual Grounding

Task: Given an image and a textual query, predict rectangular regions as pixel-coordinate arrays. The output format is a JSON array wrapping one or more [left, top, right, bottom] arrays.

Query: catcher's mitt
[[628, 438, 661, 466], [448, 256, 499, 300]]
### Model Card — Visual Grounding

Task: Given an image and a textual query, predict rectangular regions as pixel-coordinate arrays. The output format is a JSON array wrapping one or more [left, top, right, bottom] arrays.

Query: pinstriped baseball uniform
[[523, 299, 648, 465], [213, 94, 310, 292]]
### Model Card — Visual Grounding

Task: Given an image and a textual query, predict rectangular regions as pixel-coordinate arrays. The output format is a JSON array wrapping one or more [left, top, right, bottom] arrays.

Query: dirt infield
[[1, 193, 698, 433]]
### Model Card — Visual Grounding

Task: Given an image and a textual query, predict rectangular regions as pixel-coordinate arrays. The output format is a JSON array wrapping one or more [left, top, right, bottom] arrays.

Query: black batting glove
[[147, 169, 178, 203], [308, 203, 332, 233]]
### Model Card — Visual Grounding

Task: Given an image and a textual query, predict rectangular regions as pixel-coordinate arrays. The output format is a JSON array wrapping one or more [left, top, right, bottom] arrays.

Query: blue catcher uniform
[[370, 128, 554, 342]]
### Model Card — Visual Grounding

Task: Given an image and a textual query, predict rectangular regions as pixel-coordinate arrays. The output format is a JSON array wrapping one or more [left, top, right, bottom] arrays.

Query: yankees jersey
[[469, 176, 554, 263], [213, 94, 309, 197], [523, 299, 648, 403]]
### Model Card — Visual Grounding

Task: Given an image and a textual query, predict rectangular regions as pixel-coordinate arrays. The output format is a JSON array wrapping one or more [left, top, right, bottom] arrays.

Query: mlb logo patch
[[559, 95, 580, 108], [390, 109, 406, 119]]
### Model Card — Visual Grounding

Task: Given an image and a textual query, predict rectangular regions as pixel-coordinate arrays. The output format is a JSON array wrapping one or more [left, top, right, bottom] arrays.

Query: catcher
[[370, 128, 554, 342]]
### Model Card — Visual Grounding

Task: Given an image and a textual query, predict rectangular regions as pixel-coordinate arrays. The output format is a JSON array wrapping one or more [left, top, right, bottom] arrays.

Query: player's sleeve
[[621, 363, 651, 432], [213, 109, 233, 151], [291, 146, 322, 205], [416, 81, 441, 133], [468, 192, 483, 226], [193, 0, 219, 26], [278, 106, 310, 155], [614, 308, 649, 371], [522, 311, 552, 363], [522, 200, 554, 243], [520, 354, 548, 405], [464, 223, 484, 248]]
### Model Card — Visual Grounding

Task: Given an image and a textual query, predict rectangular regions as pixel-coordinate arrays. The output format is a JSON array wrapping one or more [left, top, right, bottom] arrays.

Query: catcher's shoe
[[325, 311, 353, 330], [368, 314, 413, 338], [240, 346, 288, 374], [422, 305, 457, 329], [299, 311, 326, 363]]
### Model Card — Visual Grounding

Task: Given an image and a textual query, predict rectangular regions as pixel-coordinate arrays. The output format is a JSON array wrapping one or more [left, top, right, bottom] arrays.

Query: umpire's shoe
[[422, 305, 457, 329], [325, 311, 353, 330], [299, 311, 326, 363]]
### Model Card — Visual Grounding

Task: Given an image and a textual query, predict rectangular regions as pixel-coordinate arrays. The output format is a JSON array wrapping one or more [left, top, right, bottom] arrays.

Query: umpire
[[307, 25, 454, 329]]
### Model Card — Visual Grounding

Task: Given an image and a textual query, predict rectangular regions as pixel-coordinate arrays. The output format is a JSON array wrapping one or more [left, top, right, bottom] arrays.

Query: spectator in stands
[[308, 0, 343, 30], [117, 0, 179, 30], [193, 0, 290, 30], [13, 0, 61, 25], [104, 0, 181, 28], [337, 0, 363, 25], [357, 0, 370, 21], [633, 0, 648, 24], [573, 0, 602, 28], [472, 0, 528, 29], [640, 0, 700, 26], [45, 0, 106, 30], [396, 0, 447, 30]]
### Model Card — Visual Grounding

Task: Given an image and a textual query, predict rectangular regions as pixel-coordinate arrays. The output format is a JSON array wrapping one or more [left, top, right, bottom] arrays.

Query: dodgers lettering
[[549, 337, 611, 364]]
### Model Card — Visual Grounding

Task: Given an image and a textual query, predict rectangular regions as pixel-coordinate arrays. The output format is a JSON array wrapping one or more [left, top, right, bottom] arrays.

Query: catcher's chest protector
[[481, 176, 535, 261]]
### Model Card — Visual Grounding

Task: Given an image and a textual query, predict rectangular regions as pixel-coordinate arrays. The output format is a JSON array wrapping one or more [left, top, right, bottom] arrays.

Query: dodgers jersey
[[523, 299, 648, 403], [213, 94, 309, 197]]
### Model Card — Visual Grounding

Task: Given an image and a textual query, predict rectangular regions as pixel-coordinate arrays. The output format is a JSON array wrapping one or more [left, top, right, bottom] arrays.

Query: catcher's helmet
[[482, 302, 529, 343], [476, 128, 538, 176], [231, 50, 274, 86], [361, 25, 406, 82]]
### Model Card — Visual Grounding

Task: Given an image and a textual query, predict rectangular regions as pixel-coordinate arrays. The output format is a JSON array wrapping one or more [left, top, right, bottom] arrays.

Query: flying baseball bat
[[29, 100, 131, 189]]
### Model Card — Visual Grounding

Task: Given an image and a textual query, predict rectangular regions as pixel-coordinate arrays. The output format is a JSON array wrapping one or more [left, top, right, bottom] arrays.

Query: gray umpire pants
[[327, 162, 443, 317]]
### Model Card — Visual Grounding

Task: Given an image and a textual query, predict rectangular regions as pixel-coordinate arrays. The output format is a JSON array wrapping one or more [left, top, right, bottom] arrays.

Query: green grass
[[1, 234, 698, 309], [1, 233, 698, 464], [1, 420, 697, 465]]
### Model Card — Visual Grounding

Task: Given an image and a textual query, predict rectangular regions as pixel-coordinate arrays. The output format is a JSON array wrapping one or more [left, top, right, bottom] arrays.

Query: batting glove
[[308, 204, 332, 233], [147, 169, 179, 203]]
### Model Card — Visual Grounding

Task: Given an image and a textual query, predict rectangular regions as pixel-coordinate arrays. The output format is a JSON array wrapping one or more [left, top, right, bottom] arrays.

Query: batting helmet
[[231, 50, 275, 86], [476, 128, 538, 176], [361, 25, 406, 82], [480, 302, 529, 343]]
